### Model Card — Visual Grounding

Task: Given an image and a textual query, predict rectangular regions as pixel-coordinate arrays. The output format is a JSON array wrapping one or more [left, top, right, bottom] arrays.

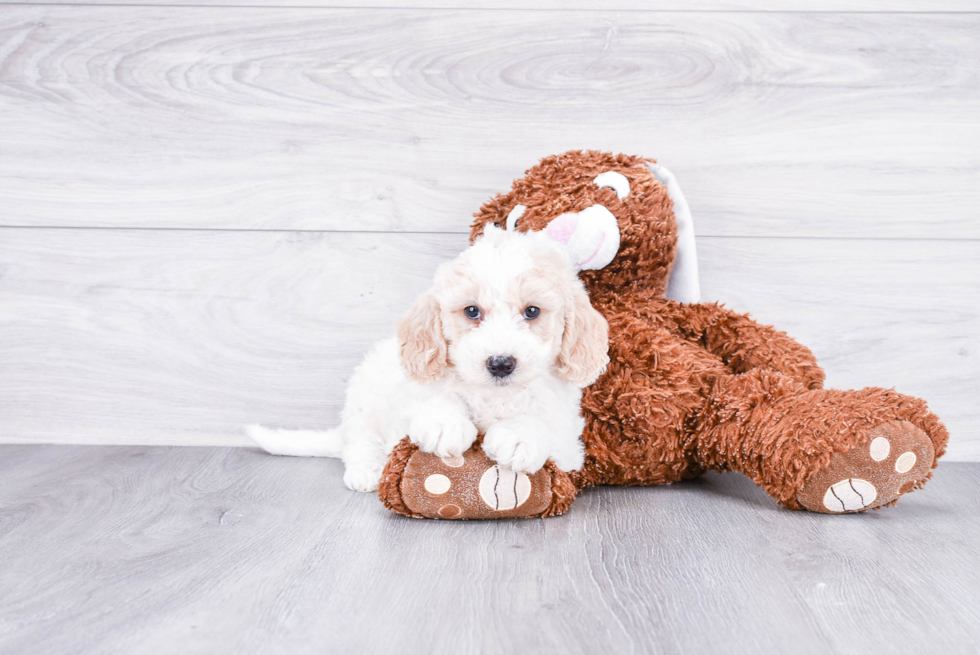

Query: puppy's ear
[[397, 290, 448, 383], [557, 281, 610, 387]]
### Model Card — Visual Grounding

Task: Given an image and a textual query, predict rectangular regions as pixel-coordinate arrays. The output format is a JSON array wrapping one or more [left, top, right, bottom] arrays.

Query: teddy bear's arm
[[677, 302, 825, 389]]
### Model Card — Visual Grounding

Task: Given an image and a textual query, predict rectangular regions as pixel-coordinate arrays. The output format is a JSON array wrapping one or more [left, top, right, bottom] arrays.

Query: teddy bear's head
[[470, 150, 678, 300]]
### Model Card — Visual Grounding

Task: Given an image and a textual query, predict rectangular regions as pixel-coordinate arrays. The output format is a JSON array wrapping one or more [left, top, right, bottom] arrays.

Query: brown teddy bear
[[378, 150, 948, 519]]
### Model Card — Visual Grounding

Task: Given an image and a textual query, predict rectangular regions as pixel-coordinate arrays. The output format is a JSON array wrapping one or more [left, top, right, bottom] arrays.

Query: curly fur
[[252, 224, 610, 492], [463, 150, 949, 509], [397, 290, 448, 383]]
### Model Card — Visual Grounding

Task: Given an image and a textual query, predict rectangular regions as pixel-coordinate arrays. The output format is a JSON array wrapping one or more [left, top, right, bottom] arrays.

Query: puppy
[[248, 225, 609, 492]]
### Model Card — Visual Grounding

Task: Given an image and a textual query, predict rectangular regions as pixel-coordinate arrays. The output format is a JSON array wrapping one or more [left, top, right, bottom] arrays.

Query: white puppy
[[248, 225, 609, 492]]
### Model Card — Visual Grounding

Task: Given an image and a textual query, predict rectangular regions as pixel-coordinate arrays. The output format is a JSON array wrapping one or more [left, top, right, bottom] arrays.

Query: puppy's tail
[[246, 425, 344, 458]]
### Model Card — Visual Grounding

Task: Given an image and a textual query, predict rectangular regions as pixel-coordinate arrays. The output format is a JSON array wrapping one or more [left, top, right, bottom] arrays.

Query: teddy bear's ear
[[648, 163, 701, 304]]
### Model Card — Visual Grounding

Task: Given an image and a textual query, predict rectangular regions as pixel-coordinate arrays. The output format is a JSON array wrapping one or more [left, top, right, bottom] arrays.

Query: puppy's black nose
[[487, 355, 516, 378]]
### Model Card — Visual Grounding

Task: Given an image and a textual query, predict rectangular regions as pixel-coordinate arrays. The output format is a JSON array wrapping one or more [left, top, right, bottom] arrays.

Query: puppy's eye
[[523, 306, 540, 320], [464, 305, 482, 321]]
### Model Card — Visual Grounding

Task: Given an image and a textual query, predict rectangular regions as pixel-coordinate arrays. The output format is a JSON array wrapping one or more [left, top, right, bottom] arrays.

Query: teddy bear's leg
[[377, 438, 579, 519], [694, 369, 948, 512], [794, 419, 937, 513]]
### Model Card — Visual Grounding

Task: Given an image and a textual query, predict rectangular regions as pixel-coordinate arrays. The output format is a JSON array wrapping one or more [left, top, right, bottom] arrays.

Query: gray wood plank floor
[[0, 445, 977, 655]]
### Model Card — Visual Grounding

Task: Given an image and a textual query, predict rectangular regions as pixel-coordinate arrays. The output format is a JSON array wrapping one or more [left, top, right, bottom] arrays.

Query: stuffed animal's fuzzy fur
[[379, 151, 948, 517]]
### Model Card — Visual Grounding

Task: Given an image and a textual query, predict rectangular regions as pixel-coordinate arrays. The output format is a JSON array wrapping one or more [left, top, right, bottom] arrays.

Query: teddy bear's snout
[[543, 204, 621, 272]]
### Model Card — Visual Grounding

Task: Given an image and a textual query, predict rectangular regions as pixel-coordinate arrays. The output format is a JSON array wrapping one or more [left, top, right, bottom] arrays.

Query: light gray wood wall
[[5, 0, 979, 10], [0, 3, 977, 459]]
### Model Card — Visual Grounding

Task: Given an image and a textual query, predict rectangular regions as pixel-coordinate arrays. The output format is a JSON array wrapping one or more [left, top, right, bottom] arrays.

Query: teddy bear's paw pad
[[399, 444, 554, 519], [797, 420, 935, 514], [479, 466, 533, 511], [822, 478, 877, 512]]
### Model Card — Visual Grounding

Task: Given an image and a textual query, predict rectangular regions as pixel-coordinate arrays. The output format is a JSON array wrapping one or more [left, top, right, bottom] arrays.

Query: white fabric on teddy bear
[[506, 163, 701, 304], [649, 163, 701, 304]]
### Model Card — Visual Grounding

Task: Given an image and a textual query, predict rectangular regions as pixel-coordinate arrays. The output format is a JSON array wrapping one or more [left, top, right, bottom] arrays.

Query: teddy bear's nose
[[486, 355, 516, 378]]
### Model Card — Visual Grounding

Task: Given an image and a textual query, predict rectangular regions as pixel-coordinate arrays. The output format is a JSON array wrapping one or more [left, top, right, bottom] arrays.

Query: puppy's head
[[398, 225, 609, 387]]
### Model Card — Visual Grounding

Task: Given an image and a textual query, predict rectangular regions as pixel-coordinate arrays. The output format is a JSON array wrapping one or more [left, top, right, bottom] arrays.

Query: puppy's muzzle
[[486, 355, 517, 379]]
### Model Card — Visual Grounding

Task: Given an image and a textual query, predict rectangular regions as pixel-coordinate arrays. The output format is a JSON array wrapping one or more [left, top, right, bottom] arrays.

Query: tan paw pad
[[478, 466, 532, 511], [895, 452, 917, 473], [822, 478, 877, 512], [869, 437, 891, 461], [797, 420, 935, 514], [424, 474, 451, 494], [440, 454, 465, 468], [438, 504, 462, 518]]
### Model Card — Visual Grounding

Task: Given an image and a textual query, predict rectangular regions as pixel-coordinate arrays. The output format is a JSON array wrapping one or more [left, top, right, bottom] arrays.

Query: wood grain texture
[[4, 0, 979, 10], [0, 444, 977, 655], [0, 229, 467, 446], [0, 229, 975, 459], [1, 8, 977, 237]]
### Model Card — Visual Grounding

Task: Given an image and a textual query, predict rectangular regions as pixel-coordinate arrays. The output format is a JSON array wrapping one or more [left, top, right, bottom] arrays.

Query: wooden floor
[[0, 444, 978, 655]]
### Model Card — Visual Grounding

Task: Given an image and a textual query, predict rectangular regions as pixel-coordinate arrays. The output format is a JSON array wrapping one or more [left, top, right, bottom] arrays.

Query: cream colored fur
[[248, 226, 609, 492]]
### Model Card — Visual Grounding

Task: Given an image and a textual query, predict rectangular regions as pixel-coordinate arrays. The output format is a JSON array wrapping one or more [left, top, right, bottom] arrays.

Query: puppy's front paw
[[484, 422, 547, 474], [409, 411, 478, 459], [343, 464, 383, 492]]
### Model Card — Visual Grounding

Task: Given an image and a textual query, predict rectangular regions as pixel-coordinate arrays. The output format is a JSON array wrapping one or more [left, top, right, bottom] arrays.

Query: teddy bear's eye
[[506, 205, 526, 230], [594, 171, 630, 199], [464, 305, 482, 320]]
